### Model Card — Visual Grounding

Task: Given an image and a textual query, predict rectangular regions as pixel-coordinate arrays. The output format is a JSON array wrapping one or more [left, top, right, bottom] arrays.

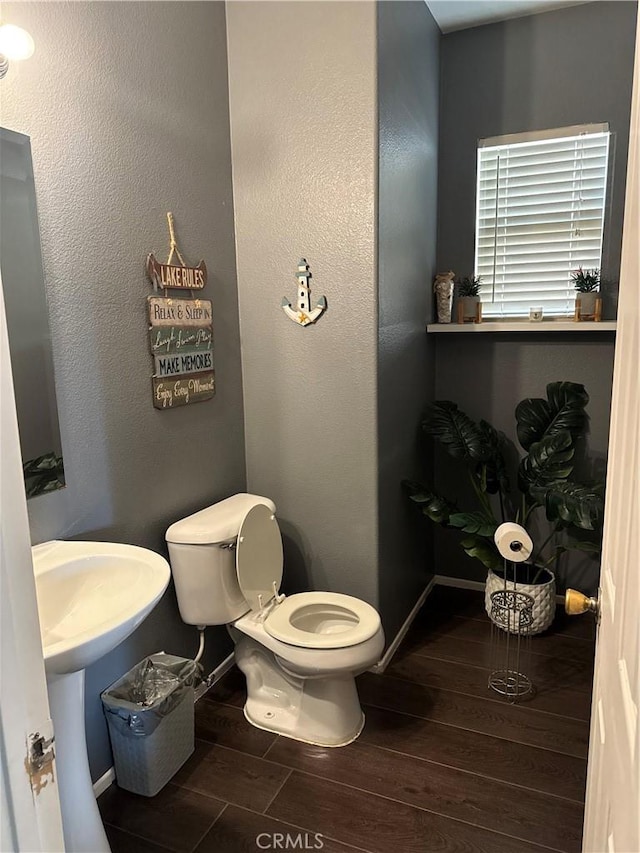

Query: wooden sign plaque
[[148, 296, 215, 409], [152, 371, 215, 409], [149, 325, 212, 355], [147, 254, 207, 291], [148, 296, 212, 327], [147, 214, 214, 410], [154, 351, 213, 378]]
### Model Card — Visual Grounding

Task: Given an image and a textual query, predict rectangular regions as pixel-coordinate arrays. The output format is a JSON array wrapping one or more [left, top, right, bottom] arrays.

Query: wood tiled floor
[[98, 586, 596, 853]]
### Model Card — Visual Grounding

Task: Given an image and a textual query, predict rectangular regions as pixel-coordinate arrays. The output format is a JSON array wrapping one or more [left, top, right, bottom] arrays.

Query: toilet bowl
[[166, 494, 384, 746]]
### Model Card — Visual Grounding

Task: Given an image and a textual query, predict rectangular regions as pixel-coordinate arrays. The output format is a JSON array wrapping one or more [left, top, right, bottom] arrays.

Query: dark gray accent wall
[[438, 1, 638, 314], [226, 3, 380, 614], [433, 1, 637, 592], [377, 1, 440, 639], [433, 334, 614, 593], [1, 1, 245, 780]]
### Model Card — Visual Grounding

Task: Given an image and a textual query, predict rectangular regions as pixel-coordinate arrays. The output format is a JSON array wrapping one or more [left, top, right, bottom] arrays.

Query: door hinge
[[25, 729, 55, 794]]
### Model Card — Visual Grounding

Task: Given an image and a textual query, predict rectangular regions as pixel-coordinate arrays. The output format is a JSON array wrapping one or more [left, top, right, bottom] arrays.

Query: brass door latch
[[565, 588, 600, 618]]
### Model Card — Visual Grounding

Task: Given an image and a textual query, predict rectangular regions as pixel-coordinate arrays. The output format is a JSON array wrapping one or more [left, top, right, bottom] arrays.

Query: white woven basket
[[106, 685, 194, 797], [485, 568, 556, 635]]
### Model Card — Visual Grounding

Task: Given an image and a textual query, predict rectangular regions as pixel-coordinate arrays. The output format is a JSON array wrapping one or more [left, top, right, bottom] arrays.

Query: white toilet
[[166, 493, 384, 747]]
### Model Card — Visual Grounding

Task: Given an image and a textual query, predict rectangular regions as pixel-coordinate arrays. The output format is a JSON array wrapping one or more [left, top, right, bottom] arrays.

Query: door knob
[[565, 588, 599, 617]]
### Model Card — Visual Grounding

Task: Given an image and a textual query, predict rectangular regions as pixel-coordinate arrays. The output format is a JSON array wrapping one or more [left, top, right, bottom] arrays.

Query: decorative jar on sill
[[433, 270, 455, 323]]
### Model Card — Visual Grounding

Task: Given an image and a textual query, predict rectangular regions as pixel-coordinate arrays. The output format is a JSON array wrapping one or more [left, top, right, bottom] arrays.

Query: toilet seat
[[233, 608, 385, 675], [235, 504, 381, 650], [264, 591, 381, 649]]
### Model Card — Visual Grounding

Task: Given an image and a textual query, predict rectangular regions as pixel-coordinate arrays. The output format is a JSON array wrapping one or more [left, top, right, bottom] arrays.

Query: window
[[475, 124, 610, 318]]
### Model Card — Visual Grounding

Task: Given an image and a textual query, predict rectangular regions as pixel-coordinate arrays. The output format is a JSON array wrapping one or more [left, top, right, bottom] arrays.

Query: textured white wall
[[227, 2, 380, 609], [1, 1, 245, 779]]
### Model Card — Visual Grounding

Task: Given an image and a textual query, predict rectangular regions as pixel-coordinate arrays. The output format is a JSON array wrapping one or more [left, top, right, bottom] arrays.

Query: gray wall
[[438, 1, 638, 315], [433, 2, 637, 592], [227, 3, 381, 612], [1, 1, 245, 780], [377, 1, 440, 638], [433, 334, 614, 592]]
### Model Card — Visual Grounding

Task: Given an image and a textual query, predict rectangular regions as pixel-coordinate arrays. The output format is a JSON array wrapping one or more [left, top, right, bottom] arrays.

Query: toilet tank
[[166, 493, 276, 626]]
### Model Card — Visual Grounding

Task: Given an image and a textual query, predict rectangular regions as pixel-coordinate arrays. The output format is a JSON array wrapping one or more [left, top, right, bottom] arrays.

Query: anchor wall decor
[[282, 259, 327, 326]]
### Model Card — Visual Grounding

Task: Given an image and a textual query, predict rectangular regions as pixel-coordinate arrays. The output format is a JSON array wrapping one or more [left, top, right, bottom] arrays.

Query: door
[[582, 11, 640, 853], [0, 277, 65, 852]]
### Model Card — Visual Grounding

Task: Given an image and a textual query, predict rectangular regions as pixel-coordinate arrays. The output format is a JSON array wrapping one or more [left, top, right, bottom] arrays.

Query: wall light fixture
[[0, 24, 35, 79]]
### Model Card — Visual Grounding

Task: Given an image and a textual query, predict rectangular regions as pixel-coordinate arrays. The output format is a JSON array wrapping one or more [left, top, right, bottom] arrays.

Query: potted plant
[[571, 267, 600, 318], [457, 275, 482, 322], [404, 382, 604, 635], [23, 451, 65, 498]]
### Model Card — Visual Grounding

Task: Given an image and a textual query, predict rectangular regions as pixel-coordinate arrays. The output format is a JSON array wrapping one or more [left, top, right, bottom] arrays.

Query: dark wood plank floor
[[99, 585, 595, 853]]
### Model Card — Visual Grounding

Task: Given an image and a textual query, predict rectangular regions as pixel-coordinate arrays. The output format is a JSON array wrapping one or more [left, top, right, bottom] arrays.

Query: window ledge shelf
[[427, 320, 616, 334]]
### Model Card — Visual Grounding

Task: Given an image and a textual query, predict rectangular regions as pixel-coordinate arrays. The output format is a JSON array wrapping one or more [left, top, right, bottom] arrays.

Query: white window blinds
[[474, 124, 610, 318]]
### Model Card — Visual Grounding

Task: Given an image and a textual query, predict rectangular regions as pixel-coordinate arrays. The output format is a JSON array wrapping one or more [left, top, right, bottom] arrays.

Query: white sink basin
[[31, 540, 171, 853], [32, 540, 170, 674]]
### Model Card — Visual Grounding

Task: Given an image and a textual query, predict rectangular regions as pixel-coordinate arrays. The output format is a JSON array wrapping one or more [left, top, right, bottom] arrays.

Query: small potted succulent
[[571, 267, 600, 318], [404, 382, 605, 635], [457, 275, 482, 322]]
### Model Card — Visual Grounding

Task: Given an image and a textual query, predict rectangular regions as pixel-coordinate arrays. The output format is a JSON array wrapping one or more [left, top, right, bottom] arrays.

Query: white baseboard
[[93, 766, 115, 798], [370, 577, 436, 674], [194, 651, 235, 702]]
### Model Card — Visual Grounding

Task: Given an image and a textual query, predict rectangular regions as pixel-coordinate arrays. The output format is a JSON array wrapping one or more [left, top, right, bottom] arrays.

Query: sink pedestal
[[47, 670, 111, 853], [32, 539, 171, 853]]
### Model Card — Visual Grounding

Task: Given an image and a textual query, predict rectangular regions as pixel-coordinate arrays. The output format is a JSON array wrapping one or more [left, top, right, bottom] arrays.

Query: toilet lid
[[236, 504, 283, 611]]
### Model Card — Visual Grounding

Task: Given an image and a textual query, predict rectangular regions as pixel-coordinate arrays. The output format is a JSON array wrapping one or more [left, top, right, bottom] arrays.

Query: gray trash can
[[102, 653, 198, 797]]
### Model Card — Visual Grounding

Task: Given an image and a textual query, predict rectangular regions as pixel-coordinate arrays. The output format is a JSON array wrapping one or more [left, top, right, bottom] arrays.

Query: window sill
[[426, 320, 617, 334]]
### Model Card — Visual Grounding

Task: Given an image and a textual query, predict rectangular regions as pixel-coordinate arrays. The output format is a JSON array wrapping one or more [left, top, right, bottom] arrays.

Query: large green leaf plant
[[404, 382, 604, 579]]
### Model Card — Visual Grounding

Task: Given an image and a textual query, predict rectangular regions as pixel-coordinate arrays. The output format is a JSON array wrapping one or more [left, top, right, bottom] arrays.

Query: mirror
[[0, 127, 65, 497]]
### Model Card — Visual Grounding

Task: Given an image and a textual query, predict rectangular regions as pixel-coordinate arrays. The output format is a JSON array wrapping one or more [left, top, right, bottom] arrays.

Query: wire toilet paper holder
[[488, 578, 534, 701], [488, 523, 536, 702]]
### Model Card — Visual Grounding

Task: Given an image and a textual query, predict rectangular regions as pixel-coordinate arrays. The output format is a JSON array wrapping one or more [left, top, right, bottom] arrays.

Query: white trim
[[370, 579, 436, 674], [475, 125, 610, 320], [92, 767, 115, 799], [195, 651, 236, 702], [426, 321, 616, 334], [479, 122, 609, 149], [0, 277, 65, 851]]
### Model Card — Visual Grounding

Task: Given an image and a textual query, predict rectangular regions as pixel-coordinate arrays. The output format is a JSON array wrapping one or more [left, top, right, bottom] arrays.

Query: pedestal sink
[[32, 540, 171, 853]]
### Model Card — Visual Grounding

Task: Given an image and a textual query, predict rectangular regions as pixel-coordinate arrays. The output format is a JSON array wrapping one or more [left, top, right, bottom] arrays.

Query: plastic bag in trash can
[[102, 653, 199, 738]]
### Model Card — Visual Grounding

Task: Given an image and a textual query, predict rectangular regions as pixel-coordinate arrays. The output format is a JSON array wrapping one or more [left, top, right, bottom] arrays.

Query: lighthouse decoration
[[281, 258, 327, 326]]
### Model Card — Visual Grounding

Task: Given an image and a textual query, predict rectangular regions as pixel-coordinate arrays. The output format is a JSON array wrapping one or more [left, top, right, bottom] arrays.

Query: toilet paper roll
[[494, 522, 533, 563]]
